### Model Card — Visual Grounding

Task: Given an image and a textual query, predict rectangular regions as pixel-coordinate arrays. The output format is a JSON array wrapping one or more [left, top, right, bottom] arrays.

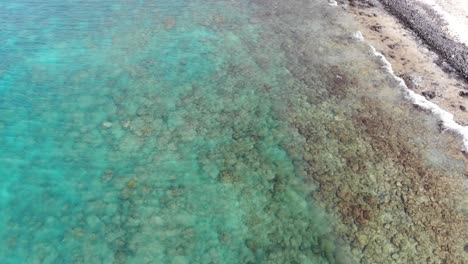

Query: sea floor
[[0, 0, 466, 263]]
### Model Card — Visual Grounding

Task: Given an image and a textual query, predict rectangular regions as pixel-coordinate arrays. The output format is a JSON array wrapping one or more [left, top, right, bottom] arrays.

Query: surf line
[[327, 0, 468, 151], [359, 32, 468, 151]]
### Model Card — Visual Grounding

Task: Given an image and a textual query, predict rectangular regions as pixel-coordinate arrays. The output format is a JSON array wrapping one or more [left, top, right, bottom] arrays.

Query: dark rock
[[370, 24, 383, 32], [422, 91, 436, 99], [461, 151, 468, 159], [400, 74, 418, 89], [349, 0, 377, 8], [163, 17, 176, 30], [388, 43, 400, 49]]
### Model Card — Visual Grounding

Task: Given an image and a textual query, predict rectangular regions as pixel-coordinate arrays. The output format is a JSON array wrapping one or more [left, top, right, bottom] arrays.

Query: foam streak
[[369, 43, 468, 150]]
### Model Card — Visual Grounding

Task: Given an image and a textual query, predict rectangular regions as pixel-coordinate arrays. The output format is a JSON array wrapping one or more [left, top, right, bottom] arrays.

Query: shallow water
[[0, 0, 466, 263]]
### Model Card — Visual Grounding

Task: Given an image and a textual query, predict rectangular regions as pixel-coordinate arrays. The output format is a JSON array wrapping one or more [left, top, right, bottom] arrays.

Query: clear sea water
[[0, 0, 466, 263], [0, 1, 341, 263]]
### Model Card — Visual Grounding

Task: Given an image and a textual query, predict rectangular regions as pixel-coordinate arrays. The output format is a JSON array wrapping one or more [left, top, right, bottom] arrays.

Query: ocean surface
[[0, 0, 466, 263]]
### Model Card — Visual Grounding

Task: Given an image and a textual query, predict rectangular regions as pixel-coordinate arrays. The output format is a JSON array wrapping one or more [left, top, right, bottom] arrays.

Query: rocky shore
[[336, 0, 468, 125], [379, 0, 468, 81]]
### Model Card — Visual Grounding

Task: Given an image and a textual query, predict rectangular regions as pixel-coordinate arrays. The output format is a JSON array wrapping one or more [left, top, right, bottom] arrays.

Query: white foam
[[352, 31, 364, 41], [369, 44, 468, 150], [349, 31, 468, 150], [328, 0, 338, 7]]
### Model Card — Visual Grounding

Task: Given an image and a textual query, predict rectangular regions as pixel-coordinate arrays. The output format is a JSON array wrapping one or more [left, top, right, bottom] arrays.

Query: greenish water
[[1, 0, 466, 263]]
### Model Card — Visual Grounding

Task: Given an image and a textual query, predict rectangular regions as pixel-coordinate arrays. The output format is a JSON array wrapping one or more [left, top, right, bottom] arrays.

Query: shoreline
[[323, 1, 468, 262], [380, 0, 468, 81], [336, 0, 468, 126]]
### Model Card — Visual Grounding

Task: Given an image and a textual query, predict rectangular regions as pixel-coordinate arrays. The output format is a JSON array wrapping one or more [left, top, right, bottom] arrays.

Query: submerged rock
[[102, 121, 113, 129], [163, 17, 177, 30]]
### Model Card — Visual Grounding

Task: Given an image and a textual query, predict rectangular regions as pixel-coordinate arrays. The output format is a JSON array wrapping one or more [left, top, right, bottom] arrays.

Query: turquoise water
[[0, 1, 348, 263], [2, 0, 467, 263]]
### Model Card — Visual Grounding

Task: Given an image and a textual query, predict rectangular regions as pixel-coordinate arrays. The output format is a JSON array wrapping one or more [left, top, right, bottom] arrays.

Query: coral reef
[[0, 0, 466, 263]]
